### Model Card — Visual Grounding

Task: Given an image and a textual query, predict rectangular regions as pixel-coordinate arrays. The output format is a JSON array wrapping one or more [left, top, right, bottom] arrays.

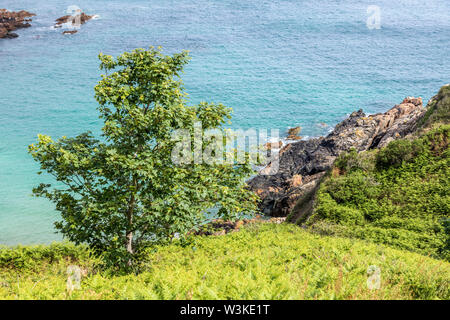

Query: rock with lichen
[[248, 96, 427, 216]]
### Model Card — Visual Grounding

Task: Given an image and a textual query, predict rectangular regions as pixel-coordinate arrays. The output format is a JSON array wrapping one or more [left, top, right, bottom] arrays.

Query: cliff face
[[248, 97, 426, 217], [0, 9, 35, 39]]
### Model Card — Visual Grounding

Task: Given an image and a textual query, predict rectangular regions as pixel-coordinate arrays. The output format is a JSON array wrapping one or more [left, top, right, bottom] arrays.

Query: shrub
[[0, 242, 94, 271], [335, 148, 376, 173], [0, 224, 449, 300], [375, 139, 424, 169], [308, 125, 450, 260], [418, 84, 450, 128]]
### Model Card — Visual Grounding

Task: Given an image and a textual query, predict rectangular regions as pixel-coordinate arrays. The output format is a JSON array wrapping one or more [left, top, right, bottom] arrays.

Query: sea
[[1, 0, 449, 244]]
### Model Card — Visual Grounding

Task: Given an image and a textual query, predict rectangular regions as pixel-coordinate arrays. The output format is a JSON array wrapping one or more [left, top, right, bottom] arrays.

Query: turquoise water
[[1, 0, 449, 245]]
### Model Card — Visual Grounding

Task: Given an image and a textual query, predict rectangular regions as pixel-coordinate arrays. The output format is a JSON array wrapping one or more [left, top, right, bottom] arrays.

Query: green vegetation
[[305, 125, 449, 260], [418, 84, 450, 128], [1, 223, 449, 300], [28, 47, 257, 269], [13, 51, 450, 300]]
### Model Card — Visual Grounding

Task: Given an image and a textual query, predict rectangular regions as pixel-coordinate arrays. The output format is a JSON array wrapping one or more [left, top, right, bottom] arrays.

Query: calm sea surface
[[1, 0, 449, 244]]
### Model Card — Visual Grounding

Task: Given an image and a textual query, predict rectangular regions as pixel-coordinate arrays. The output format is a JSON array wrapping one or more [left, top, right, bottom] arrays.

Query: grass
[[1, 223, 449, 300]]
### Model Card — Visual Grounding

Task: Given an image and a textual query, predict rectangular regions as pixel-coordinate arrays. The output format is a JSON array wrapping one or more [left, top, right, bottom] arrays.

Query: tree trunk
[[126, 230, 133, 254], [126, 171, 138, 266], [126, 191, 135, 259]]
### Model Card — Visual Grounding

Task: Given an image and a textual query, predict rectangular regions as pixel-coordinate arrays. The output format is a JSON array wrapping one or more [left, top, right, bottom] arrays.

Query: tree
[[29, 47, 258, 267]]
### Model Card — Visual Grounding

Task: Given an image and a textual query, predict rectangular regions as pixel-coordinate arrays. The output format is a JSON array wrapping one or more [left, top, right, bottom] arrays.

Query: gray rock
[[248, 97, 426, 217]]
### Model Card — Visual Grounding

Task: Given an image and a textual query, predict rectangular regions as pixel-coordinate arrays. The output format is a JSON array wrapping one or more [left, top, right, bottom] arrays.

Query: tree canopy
[[29, 47, 258, 268]]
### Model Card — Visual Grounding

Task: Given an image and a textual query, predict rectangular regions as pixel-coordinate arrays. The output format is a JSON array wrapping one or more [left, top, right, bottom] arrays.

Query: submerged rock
[[0, 9, 35, 39], [248, 97, 426, 216], [4, 32, 18, 38]]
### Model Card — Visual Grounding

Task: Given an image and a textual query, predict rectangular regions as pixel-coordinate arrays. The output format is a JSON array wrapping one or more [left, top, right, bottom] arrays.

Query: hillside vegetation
[[2, 84, 448, 300], [1, 223, 449, 300], [300, 85, 450, 261]]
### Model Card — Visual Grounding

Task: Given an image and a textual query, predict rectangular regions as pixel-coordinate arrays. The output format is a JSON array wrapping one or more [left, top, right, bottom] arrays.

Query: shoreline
[[0, 94, 434, 247]]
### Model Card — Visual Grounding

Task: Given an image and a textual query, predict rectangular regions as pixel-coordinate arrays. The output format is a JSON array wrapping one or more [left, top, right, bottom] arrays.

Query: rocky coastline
[[248, 96, 427, 217], [0, 9, 96, 39], [0, 9, 35, 39]]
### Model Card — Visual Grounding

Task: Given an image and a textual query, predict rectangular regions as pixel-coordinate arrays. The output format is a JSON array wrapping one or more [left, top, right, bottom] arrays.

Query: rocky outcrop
[[248, 97, 426, 217], [287, 127, 302, 140], [55, 12, 93, 26], [55, 12, 93, 34], [264, 141, 283, 150], [0, 9, 35, 39]]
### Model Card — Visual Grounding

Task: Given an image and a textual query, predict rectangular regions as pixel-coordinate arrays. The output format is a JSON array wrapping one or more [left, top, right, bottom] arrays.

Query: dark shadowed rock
[[248, 97, 426, 217], [4, 32, 18, 38]]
